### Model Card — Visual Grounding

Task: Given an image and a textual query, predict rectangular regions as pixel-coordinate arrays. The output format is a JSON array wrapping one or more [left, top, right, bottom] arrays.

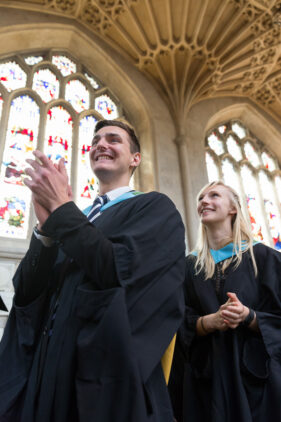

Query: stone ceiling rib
[[2, 0, 281, 128]]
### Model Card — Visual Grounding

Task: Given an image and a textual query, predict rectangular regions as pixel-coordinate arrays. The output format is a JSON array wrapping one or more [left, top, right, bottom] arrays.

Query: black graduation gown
[[169, 243, 281, 422], [0, 191, 185, 422]]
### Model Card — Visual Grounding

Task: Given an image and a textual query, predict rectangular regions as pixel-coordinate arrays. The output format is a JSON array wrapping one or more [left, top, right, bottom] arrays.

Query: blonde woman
[[169, 181, 281, 422]]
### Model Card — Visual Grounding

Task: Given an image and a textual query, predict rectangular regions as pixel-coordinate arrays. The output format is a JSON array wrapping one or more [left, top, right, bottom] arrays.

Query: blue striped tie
[[87, 194, 108, 223]]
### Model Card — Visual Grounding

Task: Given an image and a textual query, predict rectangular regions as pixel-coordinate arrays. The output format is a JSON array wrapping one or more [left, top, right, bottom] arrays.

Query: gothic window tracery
[[0, 51, 122, 241], [205, 120, 281, 250]]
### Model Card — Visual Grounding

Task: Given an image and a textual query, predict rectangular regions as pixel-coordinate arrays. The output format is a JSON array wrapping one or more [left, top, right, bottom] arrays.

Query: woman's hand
[[197, 300, 231, 335], [221, 292, 249, 329]]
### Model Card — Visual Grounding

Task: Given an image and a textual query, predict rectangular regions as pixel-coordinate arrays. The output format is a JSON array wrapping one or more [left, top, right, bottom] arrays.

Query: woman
[[169, 181, 281, 422]]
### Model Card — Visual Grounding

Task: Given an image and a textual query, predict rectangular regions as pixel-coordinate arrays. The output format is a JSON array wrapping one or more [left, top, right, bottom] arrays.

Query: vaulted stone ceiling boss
[[3, 0, 281, 133]]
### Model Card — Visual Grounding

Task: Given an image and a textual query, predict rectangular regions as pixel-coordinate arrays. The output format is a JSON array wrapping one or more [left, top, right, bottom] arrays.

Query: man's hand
[[24, 150, 71, 213], [32, 194, 50, 229], [221, 292, 249, 329]]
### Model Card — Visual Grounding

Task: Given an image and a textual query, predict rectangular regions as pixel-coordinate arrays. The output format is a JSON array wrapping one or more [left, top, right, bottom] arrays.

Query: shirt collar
[[104, 186, 132, 202]]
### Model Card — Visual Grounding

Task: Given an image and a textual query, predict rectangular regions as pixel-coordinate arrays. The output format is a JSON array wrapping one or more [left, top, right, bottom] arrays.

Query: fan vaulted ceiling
[[3, 0, 281, 129]]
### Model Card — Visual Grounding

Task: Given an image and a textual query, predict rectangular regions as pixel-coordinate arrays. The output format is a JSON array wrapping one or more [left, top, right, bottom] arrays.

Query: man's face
[[89, 125, 140, 180]]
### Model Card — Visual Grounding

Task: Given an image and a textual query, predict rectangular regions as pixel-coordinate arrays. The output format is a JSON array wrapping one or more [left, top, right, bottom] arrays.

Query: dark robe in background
[[169, 243, 281, 422], [0, 191, 185, 422], [0, 297, 7, 312]]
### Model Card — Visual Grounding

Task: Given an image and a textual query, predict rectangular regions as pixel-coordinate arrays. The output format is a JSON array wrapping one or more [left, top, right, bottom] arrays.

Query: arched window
[[0, 50, 128, 242], [205, 121, 281, 251]]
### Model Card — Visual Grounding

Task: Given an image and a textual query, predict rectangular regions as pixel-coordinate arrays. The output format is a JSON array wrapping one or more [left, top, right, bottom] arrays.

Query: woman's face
[[197, 185, 237, 227]]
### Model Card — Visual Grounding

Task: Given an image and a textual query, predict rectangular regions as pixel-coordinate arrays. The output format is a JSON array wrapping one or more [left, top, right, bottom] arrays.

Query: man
[[0, 119, 185, 422]]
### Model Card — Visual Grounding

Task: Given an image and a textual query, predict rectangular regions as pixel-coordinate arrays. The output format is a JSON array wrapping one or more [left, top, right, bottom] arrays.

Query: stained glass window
[[205, 120, 281, 250], [44, 106, 73, 174], [244, 142, 260, 168], [85, 73, 99, 89], [218, 125, 227, 134], [65, 80, 90, 113], [0, 51, 125, 244], [0, 95, 40, 238], [259, 171, 281, 250], [2, 95, 40, 186], [95, 94, 118, 119], [0, 62, 27, 92], [25, 56, 43, 66], [226, 135, 243, 161], [52, 55, 76, 76], [275, 175, 281, 204], [222, 159, 241, 198], [241, 165, 268, 243], [207, 133, 224, 155], [32, 69, 59, 103], [261, 151, 276, 171], [206, 152, 219, 182], [231, 122, 246, 139], [77, 115, 99, 209]]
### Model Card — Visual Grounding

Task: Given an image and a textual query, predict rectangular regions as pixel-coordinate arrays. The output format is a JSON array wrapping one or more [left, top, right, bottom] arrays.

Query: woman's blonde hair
[[194, 180, 257, 279]]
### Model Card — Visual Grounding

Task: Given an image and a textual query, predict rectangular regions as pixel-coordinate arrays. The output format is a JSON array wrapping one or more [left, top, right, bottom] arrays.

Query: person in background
[[0, 119, 185, 422], [169, 180, 281, 422]]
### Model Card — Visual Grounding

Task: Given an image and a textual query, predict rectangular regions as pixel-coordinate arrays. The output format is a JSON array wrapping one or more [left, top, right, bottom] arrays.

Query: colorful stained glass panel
[[232, 122, 246, 139], [52, 55, 76, 76], [244, 142, 260, 168], [226, 135, 243, 161], [95, 94, 118, 119], [261, 151, 276, 171], [77, 115, 99, 209], [0, 62, 27, 92], [241, 165, 268, 243], [44, 106, 73, 174], [25, 56, 43, 66], [65, 80, 90, 113], [0, 95, 39, 238], [207, 133, 224, 155], [0, 184, 31, 239], [206, 152, 219, 182], [1, 95, 40, 186], [259, 171, 281, 250], [85, 73, 99, 89], [32, 68, 59, 103]]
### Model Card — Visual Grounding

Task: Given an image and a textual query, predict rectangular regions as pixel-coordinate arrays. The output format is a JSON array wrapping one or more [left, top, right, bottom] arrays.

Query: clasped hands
[[213, 292, 249, 331], [24, 150, 72, 228]]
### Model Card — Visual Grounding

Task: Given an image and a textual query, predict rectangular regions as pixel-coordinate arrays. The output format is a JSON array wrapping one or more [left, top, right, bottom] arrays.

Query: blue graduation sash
[[191, 241, 259, 264], [83, 190, 144, 216]]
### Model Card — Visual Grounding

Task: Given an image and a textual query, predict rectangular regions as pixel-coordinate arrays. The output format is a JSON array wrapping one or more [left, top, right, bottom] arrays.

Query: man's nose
[[96, 137, 108, 150]]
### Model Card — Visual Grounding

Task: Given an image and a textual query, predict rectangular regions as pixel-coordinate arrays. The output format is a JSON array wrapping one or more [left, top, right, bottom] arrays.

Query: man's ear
[[130, 152, 141, 169]]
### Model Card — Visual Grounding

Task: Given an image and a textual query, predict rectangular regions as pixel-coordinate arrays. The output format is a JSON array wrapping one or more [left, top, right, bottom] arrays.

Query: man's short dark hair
[[94, 119, 141, 153]]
